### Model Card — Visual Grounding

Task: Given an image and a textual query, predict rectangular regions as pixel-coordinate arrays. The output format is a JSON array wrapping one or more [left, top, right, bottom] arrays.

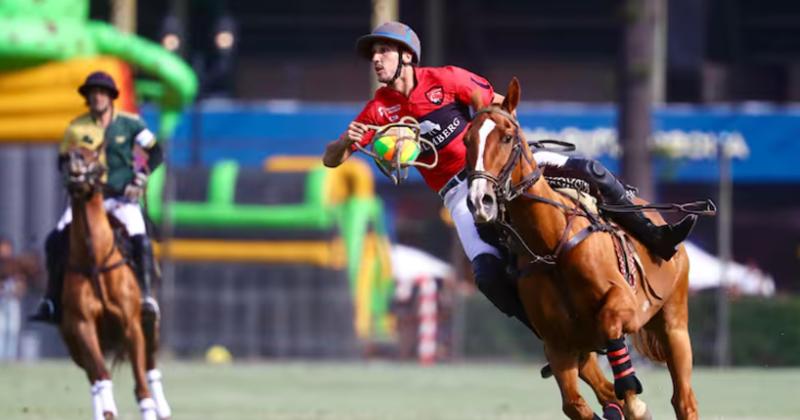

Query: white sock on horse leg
[[91, 380, 118, 419], [90, 382, 104, 420], [147, 369, 172, 419], [139, 397, 158, 420]]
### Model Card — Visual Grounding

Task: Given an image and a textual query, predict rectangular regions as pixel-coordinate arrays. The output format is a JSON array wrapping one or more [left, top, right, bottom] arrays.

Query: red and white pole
[[416, 275, 437, 365]]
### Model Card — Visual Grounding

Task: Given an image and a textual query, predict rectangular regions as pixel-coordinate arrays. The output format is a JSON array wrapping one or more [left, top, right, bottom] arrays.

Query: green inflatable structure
[[0, 0, 197, 138]]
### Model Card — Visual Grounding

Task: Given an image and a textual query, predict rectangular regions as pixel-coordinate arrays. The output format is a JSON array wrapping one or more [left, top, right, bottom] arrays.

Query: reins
[[73, 199, 127, 301]]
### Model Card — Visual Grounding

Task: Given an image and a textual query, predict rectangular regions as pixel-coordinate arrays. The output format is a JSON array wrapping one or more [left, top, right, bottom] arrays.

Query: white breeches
[[443, 178, 501, 261], [57, 197, 147, 236], [532, 150, 569, 168], [442, 150, 568, 262]]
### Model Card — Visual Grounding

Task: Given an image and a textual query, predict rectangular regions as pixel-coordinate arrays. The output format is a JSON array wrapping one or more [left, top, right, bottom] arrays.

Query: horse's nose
[[469, 180, 498, 223], [481, 193, 495, 209], [476, 193, 497, 222]]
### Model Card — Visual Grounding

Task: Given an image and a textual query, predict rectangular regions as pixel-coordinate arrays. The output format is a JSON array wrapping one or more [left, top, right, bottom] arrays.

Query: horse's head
[[65, 147, 106, 199], [464, 77, 534, 223]]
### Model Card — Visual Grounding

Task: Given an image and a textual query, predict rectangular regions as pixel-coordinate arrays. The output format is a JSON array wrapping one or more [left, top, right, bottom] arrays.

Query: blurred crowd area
[[0, 237, 41, 361]]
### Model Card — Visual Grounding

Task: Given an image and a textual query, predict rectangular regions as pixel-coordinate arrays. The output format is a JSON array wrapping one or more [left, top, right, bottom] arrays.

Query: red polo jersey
[[347, 66, 495, 191]]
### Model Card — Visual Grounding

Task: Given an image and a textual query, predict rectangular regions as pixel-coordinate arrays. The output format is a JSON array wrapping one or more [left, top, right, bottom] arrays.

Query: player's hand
[[123, 172, 148, 201], [344, 121, 369, 145]]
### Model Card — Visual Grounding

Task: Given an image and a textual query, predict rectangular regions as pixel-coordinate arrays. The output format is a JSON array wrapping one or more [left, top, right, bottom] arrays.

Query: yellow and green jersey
[[60, 110, 159, 195]]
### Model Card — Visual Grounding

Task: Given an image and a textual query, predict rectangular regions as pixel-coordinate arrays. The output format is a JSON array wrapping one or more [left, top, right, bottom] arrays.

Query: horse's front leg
[[62, 318, 119, 419], [597, 285, 651, 420], [578, 352, 624, 419], [545, 345, 596, 420], [142, 309, 171, 419], [123, 299, 157, 420]]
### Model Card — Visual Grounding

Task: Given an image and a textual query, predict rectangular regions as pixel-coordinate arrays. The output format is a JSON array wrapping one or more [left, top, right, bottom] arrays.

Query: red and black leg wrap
[[607, 337, 643, 399]]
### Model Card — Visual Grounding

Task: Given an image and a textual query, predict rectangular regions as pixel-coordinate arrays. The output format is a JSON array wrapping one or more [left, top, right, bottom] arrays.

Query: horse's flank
[[509, 142, 688, 352]]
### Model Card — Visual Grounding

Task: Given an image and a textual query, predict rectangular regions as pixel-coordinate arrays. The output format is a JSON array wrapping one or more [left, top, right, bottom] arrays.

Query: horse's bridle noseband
[[466, 107, 543, 202], [466, 107, 604, 266], [66, 150, 106, 198]]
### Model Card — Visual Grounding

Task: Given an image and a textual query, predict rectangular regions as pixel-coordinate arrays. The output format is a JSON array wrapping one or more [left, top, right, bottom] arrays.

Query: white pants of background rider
[[56, 197, 147, 236], [442, 150, 569, 261]]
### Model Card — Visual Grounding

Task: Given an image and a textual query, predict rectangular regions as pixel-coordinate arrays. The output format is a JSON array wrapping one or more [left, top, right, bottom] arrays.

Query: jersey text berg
[[417, 103, 468, 154], [347, 66, 494, 191]]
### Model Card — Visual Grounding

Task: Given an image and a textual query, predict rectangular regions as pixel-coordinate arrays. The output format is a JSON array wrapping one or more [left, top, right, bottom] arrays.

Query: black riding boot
[[558, 158, 698, 260], [130, 234, 160, 318], [472, 253, 537, 334], [608, 209, 697, 260], [29, 229, 67, 324]]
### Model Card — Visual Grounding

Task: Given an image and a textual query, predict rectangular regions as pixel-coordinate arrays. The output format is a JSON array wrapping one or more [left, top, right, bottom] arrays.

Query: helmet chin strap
[[386, 51, 407, 85]]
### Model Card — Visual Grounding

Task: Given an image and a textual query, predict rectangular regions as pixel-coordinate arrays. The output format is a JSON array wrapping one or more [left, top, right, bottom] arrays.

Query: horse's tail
[[630, 323, 669, 363]]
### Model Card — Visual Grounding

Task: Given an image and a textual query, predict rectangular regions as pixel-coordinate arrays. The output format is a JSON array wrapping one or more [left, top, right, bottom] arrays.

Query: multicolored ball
[[373, 127, 420, 164]]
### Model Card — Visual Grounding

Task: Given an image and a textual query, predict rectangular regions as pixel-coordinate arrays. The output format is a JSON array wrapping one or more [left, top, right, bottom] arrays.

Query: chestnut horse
[[60, 147, 171, 420], [464, 78, 699, 420]]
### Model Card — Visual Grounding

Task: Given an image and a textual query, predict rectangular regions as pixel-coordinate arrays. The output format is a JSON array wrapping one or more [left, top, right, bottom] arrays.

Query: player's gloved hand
[[345, 121, 368, 146], [124, 172, 148, 201]]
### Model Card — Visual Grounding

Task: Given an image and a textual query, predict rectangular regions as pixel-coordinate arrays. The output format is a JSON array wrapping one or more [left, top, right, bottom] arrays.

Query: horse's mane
[[469, 91, 500, 114]]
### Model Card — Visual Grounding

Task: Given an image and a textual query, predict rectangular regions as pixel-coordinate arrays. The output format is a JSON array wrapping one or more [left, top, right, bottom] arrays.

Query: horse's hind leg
[[142, 312, 171, 419], [61, 318, 118, 419], [578, 352, 624, 419], [546, 346, 597, 420], [649, 274, 698, 420], [597, 285, 650, 420]]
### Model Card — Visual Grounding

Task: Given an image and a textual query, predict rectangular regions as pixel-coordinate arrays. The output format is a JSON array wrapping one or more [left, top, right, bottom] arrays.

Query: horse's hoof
[[602, 402, 624, 420], [624, 397, 652, 420]]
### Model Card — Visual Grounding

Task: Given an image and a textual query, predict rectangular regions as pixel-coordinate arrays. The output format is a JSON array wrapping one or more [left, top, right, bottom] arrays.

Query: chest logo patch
[[426, 86, 444, 105], [378, 104, 401, 122], [115, 135, 126, 144]]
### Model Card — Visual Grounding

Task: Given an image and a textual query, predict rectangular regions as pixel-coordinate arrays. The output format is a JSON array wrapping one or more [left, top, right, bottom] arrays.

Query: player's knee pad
[[563, 157, 626, 202]]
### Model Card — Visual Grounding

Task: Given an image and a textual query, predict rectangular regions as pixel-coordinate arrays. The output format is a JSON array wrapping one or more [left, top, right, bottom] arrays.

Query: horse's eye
[[502, 134, 514, 143]]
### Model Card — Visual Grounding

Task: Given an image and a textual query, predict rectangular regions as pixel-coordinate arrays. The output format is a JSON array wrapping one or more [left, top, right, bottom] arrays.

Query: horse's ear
[[470, 90, 485, 112], [501, 77, 521, 113]]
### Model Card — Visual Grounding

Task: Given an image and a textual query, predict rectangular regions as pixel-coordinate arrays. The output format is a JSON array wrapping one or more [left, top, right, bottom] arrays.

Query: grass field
[[1, 360, 798, 419]]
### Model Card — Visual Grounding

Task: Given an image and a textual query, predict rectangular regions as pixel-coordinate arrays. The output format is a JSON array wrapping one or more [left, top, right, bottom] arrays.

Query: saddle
[[546, 177, 647, 296]]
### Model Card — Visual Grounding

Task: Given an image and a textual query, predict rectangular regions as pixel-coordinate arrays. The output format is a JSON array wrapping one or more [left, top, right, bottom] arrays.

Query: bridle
[[466, 107, 543, 203], [66, 149, 106, 199], [466, 107, 609, 266]]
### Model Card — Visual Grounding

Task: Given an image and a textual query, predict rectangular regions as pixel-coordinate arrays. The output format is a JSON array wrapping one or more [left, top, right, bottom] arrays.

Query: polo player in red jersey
[[323, 21, 697, 332]]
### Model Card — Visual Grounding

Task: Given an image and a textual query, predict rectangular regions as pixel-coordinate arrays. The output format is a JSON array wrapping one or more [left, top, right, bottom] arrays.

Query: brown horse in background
[[60, 147, 171, 420], [464, 78, 699, 420]]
